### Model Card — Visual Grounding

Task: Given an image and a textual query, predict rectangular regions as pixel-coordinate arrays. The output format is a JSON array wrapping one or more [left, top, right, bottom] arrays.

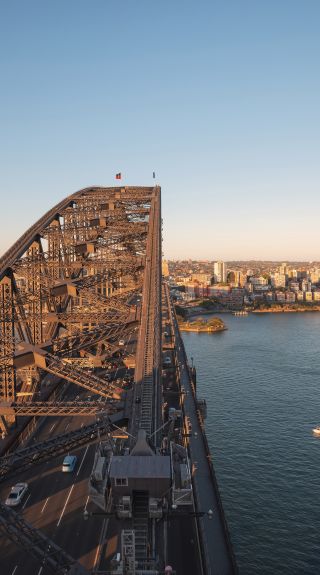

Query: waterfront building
[[288, 281, 300, 292], [252, 293, 264, 302], [300, 279, 311, 292], [184, 283, 209, 299], [296, 291, 304, 301], [285, 292, 296, 303], [265, 291, 274, 302], [271, 273, 286, 288], [184, 284, 196, 299], [304, 291, 313, 302], [275, 291, 286, 302], [313, 291, 320, 301]]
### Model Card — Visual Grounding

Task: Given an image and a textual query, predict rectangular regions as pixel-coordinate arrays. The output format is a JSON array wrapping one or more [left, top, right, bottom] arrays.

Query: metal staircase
[[132, 490, 149, 561]]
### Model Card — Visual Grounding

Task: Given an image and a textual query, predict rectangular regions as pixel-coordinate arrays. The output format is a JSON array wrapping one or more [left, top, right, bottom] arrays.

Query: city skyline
[[1, 1, 320, 260]]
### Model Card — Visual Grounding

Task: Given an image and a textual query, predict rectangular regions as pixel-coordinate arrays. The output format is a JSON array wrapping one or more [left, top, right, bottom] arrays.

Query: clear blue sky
[[0, 0, 319, 260]]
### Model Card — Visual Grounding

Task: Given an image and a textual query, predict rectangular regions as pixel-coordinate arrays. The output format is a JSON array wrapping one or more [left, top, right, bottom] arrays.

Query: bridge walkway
[[171, 307, 238, 575]]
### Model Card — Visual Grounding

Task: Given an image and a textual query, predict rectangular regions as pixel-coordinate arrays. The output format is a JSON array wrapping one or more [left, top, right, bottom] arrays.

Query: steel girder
[[0, 419, 111, 481], [42, 354, 121, 398], [0, 187, 157, 428], [129, 187, 162, 442], [0, 275, 15, 409], [0, 502, 88, 574], [0, 400, 116, 417], [52, 319, 138, 357]]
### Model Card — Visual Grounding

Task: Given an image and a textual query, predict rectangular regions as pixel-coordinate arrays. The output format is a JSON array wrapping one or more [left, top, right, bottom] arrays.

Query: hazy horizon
[[1, 1, 319, 260]]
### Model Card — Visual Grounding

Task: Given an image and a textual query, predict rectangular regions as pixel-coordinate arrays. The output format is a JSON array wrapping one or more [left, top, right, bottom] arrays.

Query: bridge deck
[[170, 295, 237, 575]]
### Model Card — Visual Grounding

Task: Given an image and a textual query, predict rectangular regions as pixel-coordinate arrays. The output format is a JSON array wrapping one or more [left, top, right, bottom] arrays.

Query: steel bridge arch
[[0, 185, 161, 431]]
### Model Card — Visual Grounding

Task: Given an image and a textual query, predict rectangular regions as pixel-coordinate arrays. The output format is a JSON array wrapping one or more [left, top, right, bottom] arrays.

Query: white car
[[118, 339, 125, 346], [5, 482, 28, 507]]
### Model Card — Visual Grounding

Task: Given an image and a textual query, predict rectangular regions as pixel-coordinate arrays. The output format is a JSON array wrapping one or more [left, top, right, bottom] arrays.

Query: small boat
[[312, 427, 320, 435]]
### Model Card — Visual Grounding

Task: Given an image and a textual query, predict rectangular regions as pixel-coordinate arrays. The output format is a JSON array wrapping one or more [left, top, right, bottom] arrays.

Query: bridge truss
[[0, 185, 162, 574], [0, 186, 160, 428]]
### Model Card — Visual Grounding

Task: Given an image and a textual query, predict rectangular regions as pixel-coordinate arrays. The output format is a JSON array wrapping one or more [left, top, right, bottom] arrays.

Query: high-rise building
[[162, 260, 170, 277], [227, 270, 244, 287], [288, 269, 297, 279], [279, 262, 289, 275], [213, 261, 226, 283]]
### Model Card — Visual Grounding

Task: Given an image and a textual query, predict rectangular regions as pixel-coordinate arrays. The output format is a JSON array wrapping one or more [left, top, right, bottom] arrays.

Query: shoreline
[[178, 305, 320, 317], [179, 325, 227, 333], [178, 316, 227, 333], [252, 307, 320, 313]]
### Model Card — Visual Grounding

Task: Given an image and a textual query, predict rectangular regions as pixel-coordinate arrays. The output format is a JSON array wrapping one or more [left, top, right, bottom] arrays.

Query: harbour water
[[182, 312, 320, 575]]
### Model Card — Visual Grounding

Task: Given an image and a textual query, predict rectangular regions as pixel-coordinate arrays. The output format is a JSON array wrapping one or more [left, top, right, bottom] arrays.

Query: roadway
[[0, 400, 104, 575], [161, 287, 203, 575], [0, 339, 136, 575]]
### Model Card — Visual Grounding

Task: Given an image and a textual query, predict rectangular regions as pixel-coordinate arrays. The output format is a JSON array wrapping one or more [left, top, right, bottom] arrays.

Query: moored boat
[[312, 426, 320, 435], [233, 311, 248, 316]]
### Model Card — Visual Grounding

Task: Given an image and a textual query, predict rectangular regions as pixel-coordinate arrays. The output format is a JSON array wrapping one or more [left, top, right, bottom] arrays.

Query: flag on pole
[[153, 171, 156, 179], [115, 173, 121, 180]]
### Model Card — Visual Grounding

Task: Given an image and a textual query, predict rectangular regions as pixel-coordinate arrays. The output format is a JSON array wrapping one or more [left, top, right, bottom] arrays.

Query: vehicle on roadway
[[62, 455, 77, 472], [163, 356, 171, 366], [118, 339, 125, 346], [5, 482, 28, 507]]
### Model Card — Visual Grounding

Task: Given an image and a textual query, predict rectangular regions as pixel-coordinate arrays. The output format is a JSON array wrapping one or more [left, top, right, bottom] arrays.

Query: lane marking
[[84, 495, 89, 511], [76, 445, 89, 477], [93, 518, 109, 569], [22, 493, 31, 509], [11, 566, 18, 575], [65, 422, 70, 431], [41, 497, 49, 513], [93, 490, 112, 569], [49, 423, 56, 433], [57, 484, 74, 527], [37, 567, 43, 575]]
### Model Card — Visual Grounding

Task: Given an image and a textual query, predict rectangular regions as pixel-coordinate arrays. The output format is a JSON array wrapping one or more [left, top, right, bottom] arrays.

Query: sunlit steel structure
[[0, 186, 160, 430], [0, 185, 162, 573]]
